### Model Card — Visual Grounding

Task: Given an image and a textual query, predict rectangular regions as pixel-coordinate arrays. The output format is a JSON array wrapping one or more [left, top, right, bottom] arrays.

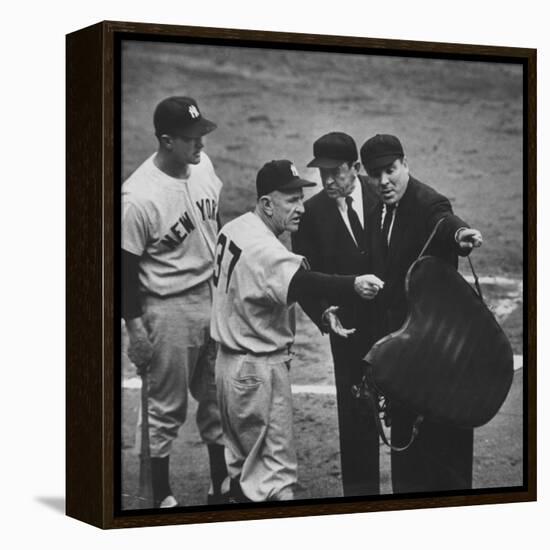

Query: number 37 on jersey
[[213, 233, 242, 292]]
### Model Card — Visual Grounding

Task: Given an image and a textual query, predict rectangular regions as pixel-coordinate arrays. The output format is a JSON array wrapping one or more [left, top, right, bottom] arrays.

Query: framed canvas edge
[[66, 21, 106, 529], [100, 19, 537, 58], [66, 19, 537, 530]]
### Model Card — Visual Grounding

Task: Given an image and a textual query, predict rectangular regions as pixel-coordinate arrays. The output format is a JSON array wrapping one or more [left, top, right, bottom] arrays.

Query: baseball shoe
[[156, 495, 179, 508], [207, 475, 231, 505], [228, 478, 252, 504]]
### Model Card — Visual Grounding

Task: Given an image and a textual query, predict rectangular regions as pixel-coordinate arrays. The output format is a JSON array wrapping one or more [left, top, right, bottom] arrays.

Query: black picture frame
[[66, 20, 536, 529]]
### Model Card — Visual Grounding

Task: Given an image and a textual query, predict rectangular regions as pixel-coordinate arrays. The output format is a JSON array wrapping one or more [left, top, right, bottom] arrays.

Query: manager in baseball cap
[[212, 158, 381, 503], [292, 132, 381, 498], [257, 159, 316, 197], [256, 160, 316, 235]]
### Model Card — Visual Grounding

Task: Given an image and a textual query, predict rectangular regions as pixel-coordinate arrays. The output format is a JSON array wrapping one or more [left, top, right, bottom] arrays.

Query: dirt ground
[[121, 369, 523, 508], [120, 41, 524, 509]]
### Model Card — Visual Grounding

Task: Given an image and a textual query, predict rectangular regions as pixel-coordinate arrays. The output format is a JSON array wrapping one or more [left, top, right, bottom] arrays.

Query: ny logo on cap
[[188, 105, 200, 119], [290, 163, 299, 177]]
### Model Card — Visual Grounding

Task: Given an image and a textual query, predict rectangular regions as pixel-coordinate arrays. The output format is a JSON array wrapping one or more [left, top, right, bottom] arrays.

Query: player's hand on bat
[[322, 306, 356, 339], [354, 274, 384, 300], [456, 228, 483, 250], [126, 317, 153, 374]]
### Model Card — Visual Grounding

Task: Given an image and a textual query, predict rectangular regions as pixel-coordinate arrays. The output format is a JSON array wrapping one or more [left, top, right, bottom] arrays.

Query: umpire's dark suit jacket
[[292, 174, 381, 497], [367, 175, 474, 494]]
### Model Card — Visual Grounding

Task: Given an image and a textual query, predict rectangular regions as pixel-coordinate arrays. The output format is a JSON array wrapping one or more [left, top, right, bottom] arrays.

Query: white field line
[[463, 275, 521, 286], [123, 278, 523, 393], [123, 355, 523, 393]]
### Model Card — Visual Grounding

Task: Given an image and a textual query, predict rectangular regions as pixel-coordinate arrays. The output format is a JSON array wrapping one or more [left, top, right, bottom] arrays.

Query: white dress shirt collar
[[335, 178, 364, 244]]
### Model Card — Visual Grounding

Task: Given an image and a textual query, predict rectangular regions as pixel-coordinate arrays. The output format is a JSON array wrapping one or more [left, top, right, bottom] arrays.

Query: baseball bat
[[138, 369, 154, 509]]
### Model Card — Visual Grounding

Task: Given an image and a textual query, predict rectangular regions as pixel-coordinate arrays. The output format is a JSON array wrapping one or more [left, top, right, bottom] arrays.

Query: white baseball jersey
[[211, 212, 305, 353], [122, 152, 223, 296]]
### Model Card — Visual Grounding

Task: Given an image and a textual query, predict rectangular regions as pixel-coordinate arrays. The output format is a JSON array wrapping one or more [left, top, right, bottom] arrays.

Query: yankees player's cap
[[256, 160, 316, 197], [360, 134, 405, 174], [153, 96, 217, 138], [307, 132, 358, 169]]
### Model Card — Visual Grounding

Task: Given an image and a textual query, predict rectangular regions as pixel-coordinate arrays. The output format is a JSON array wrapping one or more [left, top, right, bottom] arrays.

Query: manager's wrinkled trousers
[[215, 347, 296, 502]]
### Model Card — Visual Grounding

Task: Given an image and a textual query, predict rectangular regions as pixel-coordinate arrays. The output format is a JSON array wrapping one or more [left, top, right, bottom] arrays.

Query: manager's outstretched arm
[[287, 268, 383, 304]]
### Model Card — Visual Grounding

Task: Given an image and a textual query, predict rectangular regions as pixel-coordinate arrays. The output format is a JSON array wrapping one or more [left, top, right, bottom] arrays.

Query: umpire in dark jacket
[[292, 132, 382, 497], [361, 134, 483, 494]]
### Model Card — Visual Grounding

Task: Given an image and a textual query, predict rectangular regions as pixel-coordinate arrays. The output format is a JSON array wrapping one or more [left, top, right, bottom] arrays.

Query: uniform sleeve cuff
[[455, 227, 468, 243]]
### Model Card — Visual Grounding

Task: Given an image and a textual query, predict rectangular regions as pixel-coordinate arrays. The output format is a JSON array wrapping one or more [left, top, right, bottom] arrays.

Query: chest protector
[[365, 253, 514, 429]]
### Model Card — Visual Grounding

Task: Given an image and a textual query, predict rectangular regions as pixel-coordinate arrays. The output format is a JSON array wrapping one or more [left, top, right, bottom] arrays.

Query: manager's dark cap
[[153, 96, 217, 138], [307, 132, 358, 169], [256, 160, 316, 197], [360, 134, 404, 174]]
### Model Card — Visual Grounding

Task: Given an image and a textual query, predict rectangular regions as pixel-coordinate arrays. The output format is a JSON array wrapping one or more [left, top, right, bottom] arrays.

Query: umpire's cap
[[307, 132, 358, 169], [154, 96, 217, 138], [360, 134, 405, 174], [256, 160, 316, 197]]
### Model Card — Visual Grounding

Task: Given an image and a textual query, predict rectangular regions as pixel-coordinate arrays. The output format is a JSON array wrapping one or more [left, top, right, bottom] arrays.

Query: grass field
[[120, 41, 524, 508]]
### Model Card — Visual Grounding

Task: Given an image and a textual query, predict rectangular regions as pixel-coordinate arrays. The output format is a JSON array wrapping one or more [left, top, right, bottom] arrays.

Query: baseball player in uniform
[[122, 96, 229, 507], [210, 160, 384, 502]]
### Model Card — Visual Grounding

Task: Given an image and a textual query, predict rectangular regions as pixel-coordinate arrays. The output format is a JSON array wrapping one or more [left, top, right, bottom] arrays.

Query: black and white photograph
[[5, 0, 548, 546], [119, 36, 526, 512]]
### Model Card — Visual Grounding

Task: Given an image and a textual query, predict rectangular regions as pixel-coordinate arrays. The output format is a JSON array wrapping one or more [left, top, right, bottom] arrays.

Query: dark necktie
[[345, 196, 364, 250], [381, 204, 396, 254]]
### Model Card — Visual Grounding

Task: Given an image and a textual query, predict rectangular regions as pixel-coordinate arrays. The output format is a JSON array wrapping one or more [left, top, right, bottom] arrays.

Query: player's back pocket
[[228, 361, 271, 446]]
